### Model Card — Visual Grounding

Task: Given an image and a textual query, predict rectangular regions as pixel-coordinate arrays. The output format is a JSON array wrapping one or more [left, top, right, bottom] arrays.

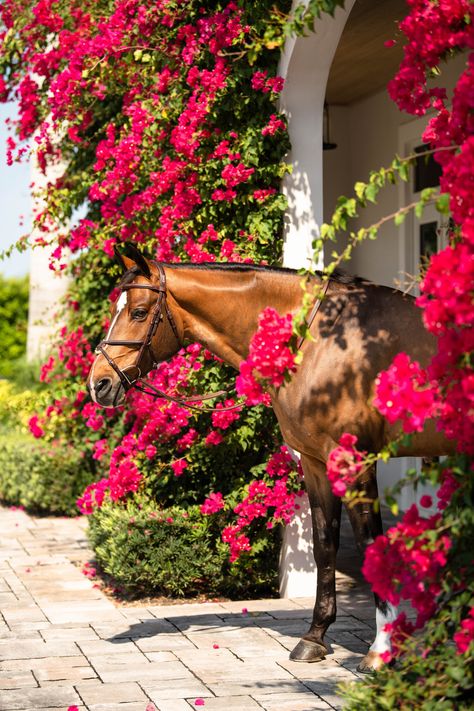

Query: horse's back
[[273, 277, 452, 458]]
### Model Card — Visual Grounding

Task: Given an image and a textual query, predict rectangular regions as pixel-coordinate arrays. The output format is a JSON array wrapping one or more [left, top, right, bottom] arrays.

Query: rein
[[96, 263, 331, 412], [296, 278, 331, 350]]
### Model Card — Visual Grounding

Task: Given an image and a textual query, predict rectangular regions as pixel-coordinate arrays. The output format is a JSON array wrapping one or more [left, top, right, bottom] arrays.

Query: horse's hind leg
[[343, 464, 397, 672], [290, 455, 342, 662]]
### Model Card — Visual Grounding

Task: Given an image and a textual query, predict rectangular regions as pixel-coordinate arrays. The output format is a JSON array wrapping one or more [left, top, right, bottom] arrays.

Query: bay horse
[[87, 246, 454, 672]]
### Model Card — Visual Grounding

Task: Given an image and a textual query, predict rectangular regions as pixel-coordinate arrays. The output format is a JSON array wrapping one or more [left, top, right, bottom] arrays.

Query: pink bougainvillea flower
[[374, 353, 439, 433], [419, 495, 433, 509], [326, 434, 367, 497], [171, 459, 188, 477], [236, 307, 296, 405], [436, 469, 461, 510], [204, 430, 224, 447], [453, 606, 474, 654], [200, 492, 225, 515], [363, 505, 452, 629]]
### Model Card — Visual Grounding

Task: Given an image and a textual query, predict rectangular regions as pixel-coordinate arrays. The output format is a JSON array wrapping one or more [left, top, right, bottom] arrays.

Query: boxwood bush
[[0, 432, 96, 515], [88, 494, 280, 598], [0, 380, 97, 516]]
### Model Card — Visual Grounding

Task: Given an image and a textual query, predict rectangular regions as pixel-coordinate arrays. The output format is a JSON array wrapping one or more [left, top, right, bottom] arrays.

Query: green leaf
[[365, 183, 378, 203], [436, 192, 450, 215]]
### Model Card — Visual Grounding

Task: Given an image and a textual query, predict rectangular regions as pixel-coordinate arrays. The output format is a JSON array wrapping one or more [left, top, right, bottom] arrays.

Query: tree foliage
[[0, 274, 28, 378]]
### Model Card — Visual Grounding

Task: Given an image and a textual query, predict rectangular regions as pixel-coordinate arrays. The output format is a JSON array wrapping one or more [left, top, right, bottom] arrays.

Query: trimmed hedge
[[0, 433, 96, 515], [88, 495, 280, 598]]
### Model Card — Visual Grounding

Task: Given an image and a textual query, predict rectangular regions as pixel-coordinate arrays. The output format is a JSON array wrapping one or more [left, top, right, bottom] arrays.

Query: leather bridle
[[95, 263, 240, 411], [95, 263, 181, 394]]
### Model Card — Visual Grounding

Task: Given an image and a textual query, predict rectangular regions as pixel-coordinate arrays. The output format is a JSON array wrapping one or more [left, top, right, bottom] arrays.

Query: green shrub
[[0, 379, 46, 433], [0, 275, 29, 378], [0, 432, 96, 515], [88, 494, 280, 598]]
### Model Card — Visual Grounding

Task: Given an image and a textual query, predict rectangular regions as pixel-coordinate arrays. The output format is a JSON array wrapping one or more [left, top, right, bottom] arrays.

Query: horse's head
[[87, 245, 182, 407]]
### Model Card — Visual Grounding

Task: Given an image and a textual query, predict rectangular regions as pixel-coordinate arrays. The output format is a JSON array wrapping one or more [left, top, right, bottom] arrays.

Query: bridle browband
[[95, 262, 331, 412]]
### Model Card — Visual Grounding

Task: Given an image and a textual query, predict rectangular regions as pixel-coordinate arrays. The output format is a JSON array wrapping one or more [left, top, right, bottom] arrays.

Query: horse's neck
[[165, 267, 303, 369]]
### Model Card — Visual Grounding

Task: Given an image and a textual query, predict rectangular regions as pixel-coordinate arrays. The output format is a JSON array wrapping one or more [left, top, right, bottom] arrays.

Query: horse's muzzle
[[88, 376, 125, 407]]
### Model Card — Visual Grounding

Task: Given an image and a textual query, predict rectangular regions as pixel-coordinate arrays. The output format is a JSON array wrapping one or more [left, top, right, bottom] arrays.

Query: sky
[[0, 102, 31, 278]]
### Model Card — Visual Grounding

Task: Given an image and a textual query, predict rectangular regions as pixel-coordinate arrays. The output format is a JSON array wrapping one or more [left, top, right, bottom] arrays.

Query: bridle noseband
[[95, 263, 181, 393]]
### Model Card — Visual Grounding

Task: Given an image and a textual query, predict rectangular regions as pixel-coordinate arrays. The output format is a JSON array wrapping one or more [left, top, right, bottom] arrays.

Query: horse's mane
[[161, 262, 362, 284], [118, 261, 362, 286]]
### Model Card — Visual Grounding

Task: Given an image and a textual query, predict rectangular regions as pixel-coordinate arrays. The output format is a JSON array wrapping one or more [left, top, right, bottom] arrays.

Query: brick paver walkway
[[0, 504, 376, 711]]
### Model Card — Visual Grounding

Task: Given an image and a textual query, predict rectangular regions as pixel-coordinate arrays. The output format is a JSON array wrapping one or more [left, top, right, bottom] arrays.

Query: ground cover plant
[[0, 0, 473, 706]]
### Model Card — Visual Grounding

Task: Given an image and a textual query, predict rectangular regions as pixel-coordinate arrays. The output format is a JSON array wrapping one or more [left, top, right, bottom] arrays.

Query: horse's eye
[[131, 308, 148, 320]]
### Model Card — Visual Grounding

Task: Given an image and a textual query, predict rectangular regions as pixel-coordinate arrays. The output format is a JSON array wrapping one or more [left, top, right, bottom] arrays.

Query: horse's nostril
[[96, 377, 112, 396]]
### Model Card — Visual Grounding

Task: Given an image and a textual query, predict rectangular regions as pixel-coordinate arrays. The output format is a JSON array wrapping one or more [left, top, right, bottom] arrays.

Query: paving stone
[[187, 696, 261, 710], [0, 628, 42, 640], [88, 705, 151, 711], [1, 606, 47, 625], [219, 598, 301, 614], [279, 658, 358, 684], [40, 601, 123, 624], [304, 682, 349, 711], [0, 671, 38, 690], [95, 660, 194, 683], [74, 679, 149, 705], [7, 621, 51, 633], [2, 656, 94, 683], [10, 708, 86, 711], [154, 701, 192, 711], [0, 592, 17, 604], [208, 679, 309, 697], [135, 634, 197, 653], [146, 602, 226, 619], [175, 649, 294, 684], [0, 640, 79, 659], [77, 638, 142, 656], [254, 691, 332, 710], [92, 618, 177, 640], [40, 626, 99, 642], [87, 651, 154, 667], [143, 679, 212, 701], [0, 685, 81, 710]]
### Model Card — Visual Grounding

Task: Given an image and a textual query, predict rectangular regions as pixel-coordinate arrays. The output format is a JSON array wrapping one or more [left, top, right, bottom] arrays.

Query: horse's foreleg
[[343, 464, 397, 672], [290, 455, 342, 663]]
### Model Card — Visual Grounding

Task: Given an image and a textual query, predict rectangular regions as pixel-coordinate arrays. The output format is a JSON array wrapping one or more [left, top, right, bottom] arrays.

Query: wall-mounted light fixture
[[323, 102, 337, 151]]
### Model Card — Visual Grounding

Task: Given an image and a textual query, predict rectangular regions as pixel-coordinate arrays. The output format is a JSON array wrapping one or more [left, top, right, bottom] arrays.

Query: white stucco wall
[[323, 52, 467, 286], [26, 150, 70, 362], [278, 0, 356, 598]]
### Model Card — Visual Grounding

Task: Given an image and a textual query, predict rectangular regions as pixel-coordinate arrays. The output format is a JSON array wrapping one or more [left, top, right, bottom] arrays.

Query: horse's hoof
[[357, 650, 385, 673], [289, 639, 327, 663]]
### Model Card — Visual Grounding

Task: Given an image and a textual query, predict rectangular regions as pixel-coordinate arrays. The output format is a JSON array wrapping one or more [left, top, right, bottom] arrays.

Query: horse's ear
[[113, 245, 128, 273], [115, 242, 151, 279]]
